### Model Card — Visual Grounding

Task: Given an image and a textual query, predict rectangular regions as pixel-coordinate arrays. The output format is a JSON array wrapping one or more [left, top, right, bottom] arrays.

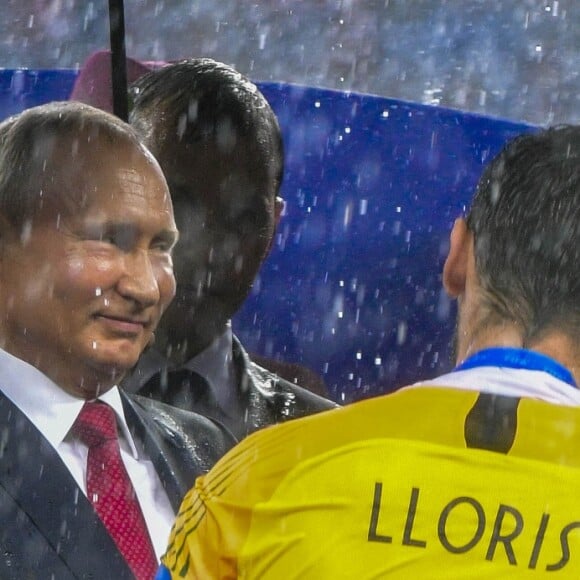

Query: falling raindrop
[[397, 321, 408, 345]]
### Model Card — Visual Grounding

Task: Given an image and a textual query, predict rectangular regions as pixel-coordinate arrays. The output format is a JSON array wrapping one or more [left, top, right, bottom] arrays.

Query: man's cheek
[[62, 257, 117, 296], [154, 263, 177, 307], [21, 262, 57, 302]]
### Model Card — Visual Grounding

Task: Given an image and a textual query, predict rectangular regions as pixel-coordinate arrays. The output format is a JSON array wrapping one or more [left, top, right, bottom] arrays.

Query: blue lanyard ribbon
[[454, 347, 577, 388]]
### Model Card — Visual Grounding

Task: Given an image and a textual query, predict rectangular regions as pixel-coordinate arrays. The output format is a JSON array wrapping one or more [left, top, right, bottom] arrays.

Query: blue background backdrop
[[0, 69, 536, 402]]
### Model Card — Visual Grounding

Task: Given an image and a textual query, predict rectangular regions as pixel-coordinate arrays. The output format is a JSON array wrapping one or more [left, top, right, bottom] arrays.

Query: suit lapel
[[122, 392, 237, 512], [0, 392, 133, 578], [232, 336, 284, 428], [122, 392, 201, 511]]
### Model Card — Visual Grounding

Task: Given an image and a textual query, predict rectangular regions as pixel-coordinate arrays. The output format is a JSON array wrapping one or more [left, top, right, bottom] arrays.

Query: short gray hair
[[0, 101, 143, 227]]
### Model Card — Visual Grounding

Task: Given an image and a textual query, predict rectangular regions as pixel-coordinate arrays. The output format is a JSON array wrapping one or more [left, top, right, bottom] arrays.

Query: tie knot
[[73, 402, 118, 447]]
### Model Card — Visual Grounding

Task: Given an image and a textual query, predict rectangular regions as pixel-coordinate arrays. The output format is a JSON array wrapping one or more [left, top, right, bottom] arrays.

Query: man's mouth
[[94, 313, 149, 335]]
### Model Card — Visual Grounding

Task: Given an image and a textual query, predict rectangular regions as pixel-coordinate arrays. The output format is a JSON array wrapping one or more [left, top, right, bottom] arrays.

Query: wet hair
[[466, 125, 580, 342], [129, 58, 284, 199], [0, 101, 144, 227]]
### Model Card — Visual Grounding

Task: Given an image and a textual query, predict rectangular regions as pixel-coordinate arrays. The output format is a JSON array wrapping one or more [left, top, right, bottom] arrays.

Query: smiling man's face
[[0, 134, 177, 398]]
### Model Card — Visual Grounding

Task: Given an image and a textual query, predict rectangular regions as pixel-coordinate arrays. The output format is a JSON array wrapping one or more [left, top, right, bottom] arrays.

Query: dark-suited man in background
[[121, 58, 336, 440], [0, 102, 234, 579]]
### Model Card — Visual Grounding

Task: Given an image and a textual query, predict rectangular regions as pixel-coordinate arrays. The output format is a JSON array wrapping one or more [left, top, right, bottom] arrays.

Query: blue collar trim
[[454, 347, 577, 388]]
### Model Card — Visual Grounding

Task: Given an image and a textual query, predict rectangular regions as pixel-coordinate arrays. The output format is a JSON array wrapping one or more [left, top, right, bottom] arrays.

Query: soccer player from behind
[[159, 126, 580, 578]]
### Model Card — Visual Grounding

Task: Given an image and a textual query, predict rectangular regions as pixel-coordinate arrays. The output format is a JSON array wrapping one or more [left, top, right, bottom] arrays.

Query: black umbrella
[[108, 0, 128, 121]]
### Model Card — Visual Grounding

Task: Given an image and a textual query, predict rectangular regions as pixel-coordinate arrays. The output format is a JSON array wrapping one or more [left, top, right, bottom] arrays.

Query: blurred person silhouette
[[119, 58, 336, 440], [0, 102, 234, 580], [158, 125, 580, 579]]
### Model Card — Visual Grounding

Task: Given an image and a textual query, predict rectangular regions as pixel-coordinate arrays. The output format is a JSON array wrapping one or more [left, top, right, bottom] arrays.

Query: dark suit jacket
[[0, 390, 235, 579], [136, 336, 338, 441]]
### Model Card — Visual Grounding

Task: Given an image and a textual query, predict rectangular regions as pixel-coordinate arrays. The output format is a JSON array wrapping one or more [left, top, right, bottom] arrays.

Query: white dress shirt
[[0, 347, 175, 560]]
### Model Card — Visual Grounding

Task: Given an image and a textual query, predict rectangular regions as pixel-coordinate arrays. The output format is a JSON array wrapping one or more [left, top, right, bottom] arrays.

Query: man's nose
[[117, 249, 161, 307]]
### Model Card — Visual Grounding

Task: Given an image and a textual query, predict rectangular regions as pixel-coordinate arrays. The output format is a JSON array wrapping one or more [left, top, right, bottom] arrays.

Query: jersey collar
[[454, 347, 577, 388]]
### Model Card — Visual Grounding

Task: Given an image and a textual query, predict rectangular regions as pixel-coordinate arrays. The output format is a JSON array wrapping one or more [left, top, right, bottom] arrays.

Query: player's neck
[[459, 325, 578, 386], [456, 315, 523, 365], [528, 333, 579, 386]]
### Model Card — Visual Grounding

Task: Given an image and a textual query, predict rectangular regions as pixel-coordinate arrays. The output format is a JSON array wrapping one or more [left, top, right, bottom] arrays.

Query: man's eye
[[103, 230, 136, 250], [89, 234, 120, 247], [151, 241, 173, 253]]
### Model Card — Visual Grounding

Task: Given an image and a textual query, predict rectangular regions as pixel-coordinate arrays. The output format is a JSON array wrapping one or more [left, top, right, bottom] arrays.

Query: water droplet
[[20, 220, 33, 244], [397, 321, 408, 345], [259, 32, 267, 50]]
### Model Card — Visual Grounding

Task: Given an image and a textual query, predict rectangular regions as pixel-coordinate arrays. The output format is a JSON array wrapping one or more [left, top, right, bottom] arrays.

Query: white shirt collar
[[415, 366, 580, 407], [0, 347, 139, 458]]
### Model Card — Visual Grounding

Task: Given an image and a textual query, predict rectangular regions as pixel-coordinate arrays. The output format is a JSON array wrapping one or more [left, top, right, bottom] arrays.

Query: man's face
[[0, 137, 177, 398], [152, 133, 276, 350]]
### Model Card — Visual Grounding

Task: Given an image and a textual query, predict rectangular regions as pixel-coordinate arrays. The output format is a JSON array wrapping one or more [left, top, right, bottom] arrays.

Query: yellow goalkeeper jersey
[[161, 384, 580, 579]]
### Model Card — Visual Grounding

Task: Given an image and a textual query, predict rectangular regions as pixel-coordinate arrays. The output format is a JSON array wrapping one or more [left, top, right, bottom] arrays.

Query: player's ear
[[443, 218, 471, 298]]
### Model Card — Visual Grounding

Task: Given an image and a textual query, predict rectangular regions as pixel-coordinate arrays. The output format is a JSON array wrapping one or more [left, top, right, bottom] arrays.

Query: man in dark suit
[[119, 58, 336, 440], [0, 102, 234, 579]]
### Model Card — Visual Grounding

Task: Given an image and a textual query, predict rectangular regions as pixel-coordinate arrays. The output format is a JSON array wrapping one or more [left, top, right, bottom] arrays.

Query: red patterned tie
[[72, 402, 158, 580]]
